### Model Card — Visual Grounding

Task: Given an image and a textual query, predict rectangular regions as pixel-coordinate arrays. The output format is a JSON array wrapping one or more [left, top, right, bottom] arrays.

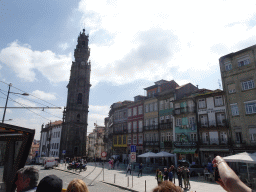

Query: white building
[[39, 120, 62, 158]]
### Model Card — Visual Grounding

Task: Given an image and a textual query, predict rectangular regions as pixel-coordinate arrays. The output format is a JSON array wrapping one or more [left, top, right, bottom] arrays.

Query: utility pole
[[2, 83, 11, 123]]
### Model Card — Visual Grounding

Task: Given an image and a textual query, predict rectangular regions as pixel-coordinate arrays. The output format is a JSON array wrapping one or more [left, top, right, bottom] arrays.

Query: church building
[[60, 29, 91, 158]]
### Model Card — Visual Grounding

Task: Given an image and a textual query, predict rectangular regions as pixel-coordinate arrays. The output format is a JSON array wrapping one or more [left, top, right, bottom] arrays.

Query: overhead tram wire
[[0, 90, 51, 121], [0, 81, 60, 108]]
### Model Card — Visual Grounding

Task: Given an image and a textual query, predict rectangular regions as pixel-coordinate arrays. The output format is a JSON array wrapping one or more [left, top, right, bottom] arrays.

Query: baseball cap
[[36, 175, 63, 192]]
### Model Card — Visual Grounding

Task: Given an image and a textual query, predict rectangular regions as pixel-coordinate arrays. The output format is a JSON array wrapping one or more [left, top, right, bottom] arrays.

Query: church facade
[[60, 29, 91, 158]]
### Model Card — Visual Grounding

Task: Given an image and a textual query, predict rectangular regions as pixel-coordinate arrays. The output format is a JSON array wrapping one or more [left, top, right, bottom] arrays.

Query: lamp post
[[2, 83, 29, 123]]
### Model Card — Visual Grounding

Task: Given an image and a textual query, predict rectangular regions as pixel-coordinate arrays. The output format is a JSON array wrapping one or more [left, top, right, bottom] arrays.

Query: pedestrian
[[15, 166, 39, 192], [111, 159, 114, 169], [67, 178, 89, 192], [36, 175, 62, 192], [108, 159, 112, 170], [157, 171, 163, 185], [182, 167, 189, 189], [114, 158, 117, 169], [163, 168, 168, 181], [155, 168, 160, 185], [177, 167, 183, 188], [138, 163, 143, 177], [168, 167, 173, 182], [117, 159, 119, 168], [127, 163, 132, 175], [171, 165, 176, 184]]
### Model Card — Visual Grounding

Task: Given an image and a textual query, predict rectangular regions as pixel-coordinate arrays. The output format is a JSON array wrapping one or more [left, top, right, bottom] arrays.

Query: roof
[[175, 83, 191, 90]]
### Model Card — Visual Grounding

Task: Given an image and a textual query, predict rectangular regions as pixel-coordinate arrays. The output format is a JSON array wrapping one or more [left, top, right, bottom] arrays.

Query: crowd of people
[[15, 156, 255, 192], [108, 158, 120, 169]]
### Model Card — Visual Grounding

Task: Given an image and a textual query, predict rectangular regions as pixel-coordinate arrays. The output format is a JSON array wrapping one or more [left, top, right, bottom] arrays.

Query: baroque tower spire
[[60, 29, 91, 158]]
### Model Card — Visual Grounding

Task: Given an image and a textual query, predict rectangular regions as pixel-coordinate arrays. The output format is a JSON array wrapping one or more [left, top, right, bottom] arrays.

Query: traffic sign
[[101, 151, 107, 160], [130, 152, 136, 162], [130, 145, 136, 152], [62, 150, 66, 155]]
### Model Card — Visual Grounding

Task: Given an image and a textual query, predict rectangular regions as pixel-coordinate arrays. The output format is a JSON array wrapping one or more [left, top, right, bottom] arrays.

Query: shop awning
[[173, 148, 197, 154]]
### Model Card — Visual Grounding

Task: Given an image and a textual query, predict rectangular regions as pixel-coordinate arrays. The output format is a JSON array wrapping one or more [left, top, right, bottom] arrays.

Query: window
[[154, 117, 158, 125], [133, 121, 137, 132], [144, 134, 147, 141], [138, 106, 143, 114], [164, 100, 168, 109], [128, 108, 132, 117], [128, 136, 131, 144], [133, 107, 137, 116], [118, 136, 122, 144], [189, 117, 195, 125], [133, 135, 137, 144], [150, 103, 154, 112], [155, 133, 159, 141], [114, 136, 117, 144], [77, 114, 80, 122], [128, 122, 132, 133], [145, 104, 149, 113], [148, 92, 151, 97], [190, 133, 197, 141], [225, 62, 232, 71], [166, 132, 171, 141], [145, 119, 149, 126], [123, 135, 126, 144], [238, 57, 250, 67], [170, 102, 173, 109], [235, 132, 242, 144], [176, 118, 182, 126], [161, 133, 165, 142], [154, 102, 158, 111], [175, 103, 180, 109], [220, 132, 227, 143], [249, 129, 256, 142], [242, 80, 255, 91], [77, 93, 82, 104], [160, 101, 164, 110], [57, 143, 59, 149], [203, 132, 209, 143], [215, 96, 223, 106], [231, 104, 239, 116], [119, 112, 122, 119], [139, 135, 143, 144], [245, 101, 256, 114], [216, 113, 225, 125], [176, 134, 180, 142], [200, 115, 208, 127], [139, 121, 143, 132], [228, 84, 236, 94], [198, 99, 206, 108]]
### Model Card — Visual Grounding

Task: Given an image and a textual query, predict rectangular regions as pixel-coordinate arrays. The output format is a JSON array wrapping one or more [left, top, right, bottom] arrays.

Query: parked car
[[178, 160, 204, 177]]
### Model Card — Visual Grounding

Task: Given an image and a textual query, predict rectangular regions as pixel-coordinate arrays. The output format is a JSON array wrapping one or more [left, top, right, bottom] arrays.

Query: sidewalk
[[55, 163, 225, 192]]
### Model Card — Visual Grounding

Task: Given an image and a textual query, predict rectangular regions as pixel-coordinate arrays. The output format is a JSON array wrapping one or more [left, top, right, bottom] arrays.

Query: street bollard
[[145, 180, 146, 192], [127, 176, 129, 187], [132, 172, 133, 188], [114, 174, 116, 183], [103, 164, 104, 181]]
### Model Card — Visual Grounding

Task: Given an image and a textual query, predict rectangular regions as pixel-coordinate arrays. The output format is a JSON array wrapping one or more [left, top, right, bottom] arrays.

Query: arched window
[[77, 114, 80, 122], [77, 93, 82, 104]]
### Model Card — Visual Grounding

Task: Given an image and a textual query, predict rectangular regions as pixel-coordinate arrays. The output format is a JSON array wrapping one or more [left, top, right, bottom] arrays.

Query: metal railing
[[173, 107, 196, 115], [159, 123, 172, 130], [143, 125, 158, 131], [143, 141, 159, 146], [198, 120, 228, 128]]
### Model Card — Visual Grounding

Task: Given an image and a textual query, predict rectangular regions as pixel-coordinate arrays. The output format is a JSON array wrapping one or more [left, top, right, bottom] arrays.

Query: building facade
[[219, 45, 256, 154], [39, 120, 62, 158], [196, 90, 230, 166], [127, 96, 145, 157], [60, 29, 91, 158]]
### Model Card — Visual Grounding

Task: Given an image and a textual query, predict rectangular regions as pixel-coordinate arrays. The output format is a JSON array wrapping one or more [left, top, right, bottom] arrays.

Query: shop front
[[199, 148, 230, 167]]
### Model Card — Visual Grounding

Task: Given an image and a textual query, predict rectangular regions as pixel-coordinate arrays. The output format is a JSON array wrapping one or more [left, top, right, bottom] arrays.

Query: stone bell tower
[[60, 29, 91, 158]]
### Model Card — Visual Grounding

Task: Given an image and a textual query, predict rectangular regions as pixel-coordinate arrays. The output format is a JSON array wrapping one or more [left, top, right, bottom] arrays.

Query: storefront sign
[[173, 141, 197, 147], [198, 108, 225, 113]]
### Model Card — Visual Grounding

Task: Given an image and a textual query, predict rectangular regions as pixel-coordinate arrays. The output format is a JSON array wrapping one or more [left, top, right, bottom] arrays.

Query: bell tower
[[60, 29, 91, 158]]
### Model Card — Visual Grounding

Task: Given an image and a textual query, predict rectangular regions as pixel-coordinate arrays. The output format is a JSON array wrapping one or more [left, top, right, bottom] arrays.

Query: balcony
[[164, 141, 172, 148], [199, 138, 229, 146], [173, 107, 196, 115], [138, 128, 143, 133], [143, 125, 158, 131], [144, 141, 159, 146], [113, 129, 123, 134], [159, 123, 172, 130], [198, 120, 228, 128]]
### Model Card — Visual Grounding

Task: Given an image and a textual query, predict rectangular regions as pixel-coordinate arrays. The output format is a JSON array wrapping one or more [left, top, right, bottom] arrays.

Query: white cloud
[[0, 41, 72, 83], [14, 98, 37, 108], [77, 0, 256, 87], [59, 43, 69, 51], [31, 90, 56, 101]]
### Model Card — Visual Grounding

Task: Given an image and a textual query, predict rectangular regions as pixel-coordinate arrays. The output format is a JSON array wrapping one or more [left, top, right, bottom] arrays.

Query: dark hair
[[152, 181, 183, 192], [17, 166, 39, 189]]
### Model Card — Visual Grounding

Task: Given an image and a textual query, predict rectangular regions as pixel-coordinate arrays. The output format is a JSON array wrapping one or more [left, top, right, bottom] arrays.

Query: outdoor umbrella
[[138, 152, 157, 158], [154, 151, 176, 157], [223, 152, 256, 180]]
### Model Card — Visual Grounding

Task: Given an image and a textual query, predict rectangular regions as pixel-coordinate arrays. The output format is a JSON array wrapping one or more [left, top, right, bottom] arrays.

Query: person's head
[[164, 168, 167, 171], [152, 181, 183, 192], [67, 179, 89, 192], [15, 166, 39, 192], [36, 175, 62, 192], [158, 171, 162, 175]]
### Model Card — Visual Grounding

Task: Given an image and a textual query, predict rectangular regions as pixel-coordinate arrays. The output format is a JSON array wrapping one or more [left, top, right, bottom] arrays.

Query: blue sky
[[1, 0, 256, 140]]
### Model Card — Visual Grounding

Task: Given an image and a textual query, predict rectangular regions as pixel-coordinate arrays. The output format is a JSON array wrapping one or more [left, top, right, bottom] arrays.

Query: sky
[[1, 0, 256, 140]]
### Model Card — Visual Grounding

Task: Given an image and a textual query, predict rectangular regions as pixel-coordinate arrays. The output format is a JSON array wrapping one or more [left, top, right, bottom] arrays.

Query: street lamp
[[2, 83, 29, 123]]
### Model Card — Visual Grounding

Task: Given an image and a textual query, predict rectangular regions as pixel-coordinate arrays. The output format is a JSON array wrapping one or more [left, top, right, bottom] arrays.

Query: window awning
[[173, 148, 197, 154]]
